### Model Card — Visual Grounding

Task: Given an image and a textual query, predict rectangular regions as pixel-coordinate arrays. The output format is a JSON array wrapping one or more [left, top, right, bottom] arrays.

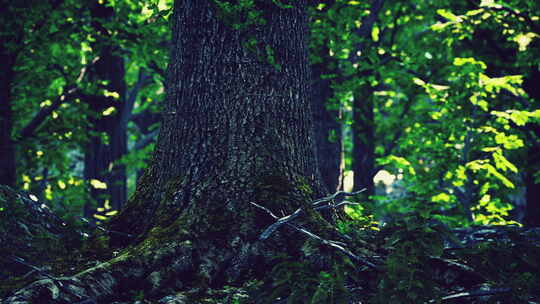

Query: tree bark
[[3, 1, 327, 302], [523, 68, 540, 227], [109, 0, 325, 256], [524, 125, 540, 227]]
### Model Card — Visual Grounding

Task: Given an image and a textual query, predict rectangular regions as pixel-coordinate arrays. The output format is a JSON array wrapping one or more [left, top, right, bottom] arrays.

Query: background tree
[[0, 0, 169, 220]]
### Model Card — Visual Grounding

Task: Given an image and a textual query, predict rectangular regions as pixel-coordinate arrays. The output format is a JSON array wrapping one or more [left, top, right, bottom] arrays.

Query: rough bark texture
[[352, 87, 375, 196], [108, 0, 326, 273], [2, 1, 327, 302], [311, 48, 342, 193], [109, 0, 325, 243]]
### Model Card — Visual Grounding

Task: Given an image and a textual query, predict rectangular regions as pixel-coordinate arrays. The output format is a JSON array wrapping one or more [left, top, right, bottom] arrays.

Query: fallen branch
[[250, 191, 377, 270], [257, 189, 366, 240], [438, 287, 512, 302]]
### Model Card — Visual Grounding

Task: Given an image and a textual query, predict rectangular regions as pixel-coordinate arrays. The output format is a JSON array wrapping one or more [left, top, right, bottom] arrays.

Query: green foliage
[[3, 0, 168, 220], [3, 0, 540, 302], [311, 0, 540, 227], [212, 0, 266, 30], [372, 214, 446, 303], [267, 255, 350, 304]]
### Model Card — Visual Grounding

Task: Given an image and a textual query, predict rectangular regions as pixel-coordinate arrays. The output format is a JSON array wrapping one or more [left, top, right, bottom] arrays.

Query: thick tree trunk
[[109, 0, 326, 264], [352, 86, 375, 196], [311, 49, 342, 193], [3, 1, 327, 302]]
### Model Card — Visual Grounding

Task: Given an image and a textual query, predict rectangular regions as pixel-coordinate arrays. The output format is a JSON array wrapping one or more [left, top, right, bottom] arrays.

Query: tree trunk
[[83, 48, 127, 218], [524, 125, 540, 227], [311, 48, 342, 193], [83, 0, 129, 217], [523, 69, 540, 227], [109, 0, 325, 260], [0, 46, 17, 187], [3, 1, 327, 302], [352, 86, 375, 196]]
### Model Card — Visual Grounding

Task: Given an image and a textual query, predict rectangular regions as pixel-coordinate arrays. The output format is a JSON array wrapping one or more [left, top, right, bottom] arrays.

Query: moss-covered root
[[2, 240, 195, 304]]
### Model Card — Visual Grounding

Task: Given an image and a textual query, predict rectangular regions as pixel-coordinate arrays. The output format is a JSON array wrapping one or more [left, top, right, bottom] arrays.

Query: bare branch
[[249, 201, 377, 269], [438, 287, 512, 302], [18, 57, 99, 141], [256, 189, 366, 240], [121, 68, 151, 126], [134, 129, 159, 151]]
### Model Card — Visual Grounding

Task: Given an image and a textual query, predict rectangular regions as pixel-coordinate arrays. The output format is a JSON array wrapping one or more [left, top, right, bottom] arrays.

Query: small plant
[[267, 254, 350, 304], [372, 214, 447, 303]]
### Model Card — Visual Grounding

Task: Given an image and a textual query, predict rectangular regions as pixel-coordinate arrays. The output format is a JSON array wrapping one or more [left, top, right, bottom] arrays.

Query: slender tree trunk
[[0, 51, 16, 187], [524, 125, 540, 227], [83, 1, 128, 217], [352, 86, 375, 196], [523, 69, 540, 227], [311, 48, 342, 193], [83, 49, 127, 218]]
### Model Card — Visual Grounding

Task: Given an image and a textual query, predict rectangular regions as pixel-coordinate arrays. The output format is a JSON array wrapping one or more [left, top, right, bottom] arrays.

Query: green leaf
[[436, 9, 461, 22]]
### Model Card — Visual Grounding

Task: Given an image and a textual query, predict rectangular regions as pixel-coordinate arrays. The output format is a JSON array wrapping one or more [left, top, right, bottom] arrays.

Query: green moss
[[107, 170, 159, 248], [152, 176, 185, 227]]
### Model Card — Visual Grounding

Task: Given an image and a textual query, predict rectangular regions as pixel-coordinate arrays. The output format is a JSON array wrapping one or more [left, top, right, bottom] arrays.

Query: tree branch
[[250, 193, 377, 270], [121, 68, 151, 127], [255, 189, 366, 240], [134, 129, 159, 151], [439, 287, 512, 302], [18, 58, 98, 141]]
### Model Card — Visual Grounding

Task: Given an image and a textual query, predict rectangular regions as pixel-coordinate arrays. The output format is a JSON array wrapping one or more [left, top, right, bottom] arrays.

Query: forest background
[[2, 0, 540, 228]]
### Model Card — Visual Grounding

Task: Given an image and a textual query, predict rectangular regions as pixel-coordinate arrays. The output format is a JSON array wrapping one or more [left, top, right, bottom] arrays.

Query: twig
[[9, 255, 97, 304], [437, 287, 512, 302], [250, 202, 377, 269], [9, 256, 58, 281], [257, 189, 366, 240], [78, 217, 134, 238]]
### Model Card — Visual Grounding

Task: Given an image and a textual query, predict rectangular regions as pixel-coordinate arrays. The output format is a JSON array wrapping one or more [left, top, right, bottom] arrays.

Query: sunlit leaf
[[90, 179, 108, 189]]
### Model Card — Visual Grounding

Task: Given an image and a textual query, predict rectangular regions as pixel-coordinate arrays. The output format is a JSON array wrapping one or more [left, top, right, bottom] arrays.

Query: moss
[[79, 232, 113, 261], [178, 280, 264, 304], [107, 170, 159, 248], [152, 176, 185, 227]]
